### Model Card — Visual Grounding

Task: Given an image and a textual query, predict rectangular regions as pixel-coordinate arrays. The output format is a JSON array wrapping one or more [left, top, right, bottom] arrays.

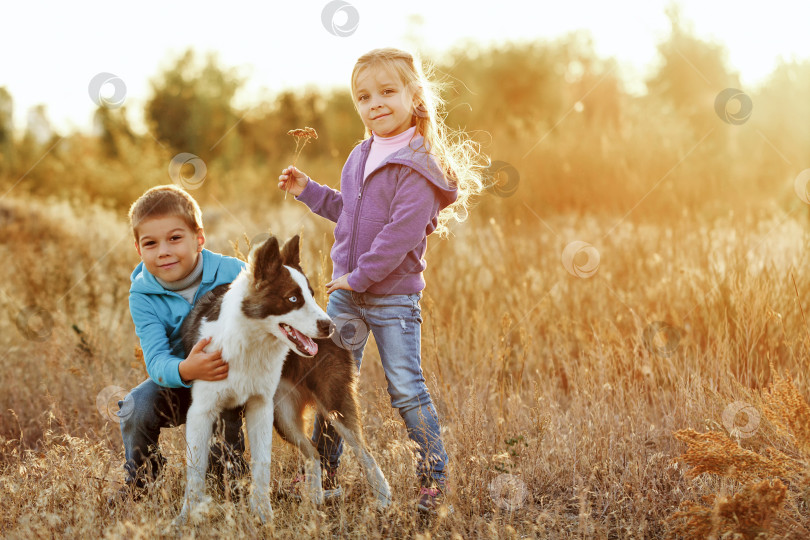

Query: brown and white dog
[[175, 235, 391, 524]]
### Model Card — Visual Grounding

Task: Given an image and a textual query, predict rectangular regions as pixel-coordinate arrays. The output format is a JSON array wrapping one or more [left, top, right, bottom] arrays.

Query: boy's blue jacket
[[129, 249, 246, 388]]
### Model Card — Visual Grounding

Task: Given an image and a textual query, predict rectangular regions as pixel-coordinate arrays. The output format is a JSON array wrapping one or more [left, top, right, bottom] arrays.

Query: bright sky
[[2, 0, 807, 134]]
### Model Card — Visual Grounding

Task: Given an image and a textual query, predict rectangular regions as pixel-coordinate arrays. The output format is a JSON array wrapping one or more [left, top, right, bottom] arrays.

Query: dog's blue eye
[[288, 296, 298, 303]]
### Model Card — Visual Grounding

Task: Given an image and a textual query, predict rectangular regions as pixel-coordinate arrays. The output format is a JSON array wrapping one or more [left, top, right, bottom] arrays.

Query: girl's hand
[[278, 165, 309, 197], [326, 273, 353, 294]]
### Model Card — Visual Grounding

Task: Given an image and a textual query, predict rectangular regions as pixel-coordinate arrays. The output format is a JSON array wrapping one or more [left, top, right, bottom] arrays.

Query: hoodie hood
[[360, 133, 458, 209]]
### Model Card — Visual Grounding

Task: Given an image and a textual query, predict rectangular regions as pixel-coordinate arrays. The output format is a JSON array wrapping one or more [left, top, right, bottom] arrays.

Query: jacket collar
[[130, 248, 219, 294], [358, 133, 456, 200]]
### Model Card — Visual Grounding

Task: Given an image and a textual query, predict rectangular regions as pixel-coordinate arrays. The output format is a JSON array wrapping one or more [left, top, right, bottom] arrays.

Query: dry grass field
[[2, 183, 810, 538], [2, 23, 810, 539]]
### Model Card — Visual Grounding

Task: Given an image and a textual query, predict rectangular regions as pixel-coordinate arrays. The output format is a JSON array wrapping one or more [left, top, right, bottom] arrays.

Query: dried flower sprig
[[284, 127, 318, 199], [288, 126, 318, 144]]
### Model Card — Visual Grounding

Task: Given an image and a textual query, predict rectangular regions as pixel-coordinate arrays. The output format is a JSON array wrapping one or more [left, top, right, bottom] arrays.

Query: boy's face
[[135, 215, 204, 283]]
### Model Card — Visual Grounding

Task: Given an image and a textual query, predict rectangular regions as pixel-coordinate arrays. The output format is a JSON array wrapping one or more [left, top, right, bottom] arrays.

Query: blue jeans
[[312, 289, 448, 486], [118, 378, 245, 487]]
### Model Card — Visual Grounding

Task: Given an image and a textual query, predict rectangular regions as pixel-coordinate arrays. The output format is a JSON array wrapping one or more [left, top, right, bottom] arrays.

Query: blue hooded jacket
[[129, 249, 246, 388]]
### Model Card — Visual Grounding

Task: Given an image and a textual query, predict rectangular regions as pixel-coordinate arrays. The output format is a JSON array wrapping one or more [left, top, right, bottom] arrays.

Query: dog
[[174, 235, 391, 524]]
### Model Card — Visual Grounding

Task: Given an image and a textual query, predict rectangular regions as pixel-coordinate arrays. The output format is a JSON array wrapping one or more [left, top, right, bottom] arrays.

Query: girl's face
[[353, 66, 415, 138]]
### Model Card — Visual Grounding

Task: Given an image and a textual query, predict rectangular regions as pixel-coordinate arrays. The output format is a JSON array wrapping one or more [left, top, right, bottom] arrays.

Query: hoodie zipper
[[348, 142, 372, 272], [346, 137, 446, 272]]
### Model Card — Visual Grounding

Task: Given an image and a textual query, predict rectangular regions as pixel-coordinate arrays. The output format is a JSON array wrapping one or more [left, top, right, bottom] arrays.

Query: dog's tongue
[[291, 327, 318, 356]]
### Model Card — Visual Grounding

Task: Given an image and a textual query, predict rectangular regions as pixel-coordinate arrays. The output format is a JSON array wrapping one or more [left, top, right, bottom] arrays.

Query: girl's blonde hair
[[350, 48, 486, 235]]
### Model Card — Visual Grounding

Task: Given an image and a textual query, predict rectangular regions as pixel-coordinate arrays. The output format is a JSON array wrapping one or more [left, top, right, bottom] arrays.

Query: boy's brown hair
[[128, 184, 204, 241]]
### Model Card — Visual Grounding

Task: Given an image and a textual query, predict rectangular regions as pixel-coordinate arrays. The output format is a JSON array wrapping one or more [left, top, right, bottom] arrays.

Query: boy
[[114, 184, 246, 501]]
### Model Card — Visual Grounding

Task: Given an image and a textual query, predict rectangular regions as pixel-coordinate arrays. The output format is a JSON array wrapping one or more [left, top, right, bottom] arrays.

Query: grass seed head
[[287, 127, 318, 140]]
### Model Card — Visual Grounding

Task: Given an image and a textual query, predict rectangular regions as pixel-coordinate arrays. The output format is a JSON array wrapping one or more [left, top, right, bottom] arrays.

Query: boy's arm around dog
[[129, 296, 191, 388], [128, 249, 246, 388]]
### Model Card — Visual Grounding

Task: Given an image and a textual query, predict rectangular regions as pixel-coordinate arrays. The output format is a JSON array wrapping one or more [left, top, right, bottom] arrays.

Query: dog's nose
[[318, 319, 335, 337]]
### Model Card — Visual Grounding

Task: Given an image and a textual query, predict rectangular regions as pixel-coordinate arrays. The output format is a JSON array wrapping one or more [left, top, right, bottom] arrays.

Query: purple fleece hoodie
[[296, 133, 457, 294]]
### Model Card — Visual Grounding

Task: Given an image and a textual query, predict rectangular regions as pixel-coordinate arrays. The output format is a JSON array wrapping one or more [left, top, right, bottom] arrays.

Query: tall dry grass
[[2, 175, 810, 537], [2, 23, 810, 536]]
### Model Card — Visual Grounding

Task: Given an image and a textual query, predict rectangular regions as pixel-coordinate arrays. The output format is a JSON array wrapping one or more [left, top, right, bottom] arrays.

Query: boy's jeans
[[118, 379, 245, 487], [312, 289, 448, 486]]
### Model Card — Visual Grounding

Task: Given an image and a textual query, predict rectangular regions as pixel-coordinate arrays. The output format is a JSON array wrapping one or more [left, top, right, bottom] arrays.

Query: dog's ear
[[280, 235, 301, 270], [250, 236, 281, 283]]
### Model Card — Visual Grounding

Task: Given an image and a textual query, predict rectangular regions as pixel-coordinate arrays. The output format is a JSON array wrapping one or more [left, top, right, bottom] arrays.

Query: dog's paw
[[250, 495, 274, 524], [375, 494, 393, 510], [306, 476, 325, 505], [170, 509, 189, 530], [174, 494, 214, 526], [177, 497, 193, 521], [375, 485, 393, 510], [314, 490, 325, 506]]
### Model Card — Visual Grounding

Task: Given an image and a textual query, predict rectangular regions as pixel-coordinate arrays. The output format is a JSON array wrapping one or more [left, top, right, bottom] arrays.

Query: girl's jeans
[[118, 379, 245, 487], [312, 289, 448, 487]]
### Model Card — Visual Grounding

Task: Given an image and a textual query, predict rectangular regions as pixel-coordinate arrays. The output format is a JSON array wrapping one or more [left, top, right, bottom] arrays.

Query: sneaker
[[283, 468, 343, 501], [417, 485, 454, 515]]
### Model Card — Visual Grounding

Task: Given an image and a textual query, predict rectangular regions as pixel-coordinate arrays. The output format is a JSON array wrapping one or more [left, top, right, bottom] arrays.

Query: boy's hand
[[278, 165, 309, 197], [179, 336, 228, 383], [326, 273, 354, 294]]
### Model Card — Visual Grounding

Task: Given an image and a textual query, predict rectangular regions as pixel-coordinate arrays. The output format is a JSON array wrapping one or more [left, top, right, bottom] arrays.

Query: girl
[[278, 47, 484, 512]]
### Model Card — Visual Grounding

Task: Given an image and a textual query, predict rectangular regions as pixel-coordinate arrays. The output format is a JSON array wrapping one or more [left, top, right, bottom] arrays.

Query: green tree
[[438, 32, 621, 144], [0, 87, 14, 174], [440, 40, 568, 138], [319, 89, 364, 157], [747, 59, 810, 204], [16, 105, 56, 179], [145, 49, 244, 159], [93, 105, 134, 159], [236, 87, 362, 166], [646, 5, 740, 134]]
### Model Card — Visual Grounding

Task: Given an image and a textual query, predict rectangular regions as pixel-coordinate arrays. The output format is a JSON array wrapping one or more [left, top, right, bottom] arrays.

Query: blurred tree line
[[0, 7, 808, 219]]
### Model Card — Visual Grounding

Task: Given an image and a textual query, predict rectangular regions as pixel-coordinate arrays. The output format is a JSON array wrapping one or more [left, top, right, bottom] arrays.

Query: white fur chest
[[190, 341, 287, 410], [190, 280, 288, 410]]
